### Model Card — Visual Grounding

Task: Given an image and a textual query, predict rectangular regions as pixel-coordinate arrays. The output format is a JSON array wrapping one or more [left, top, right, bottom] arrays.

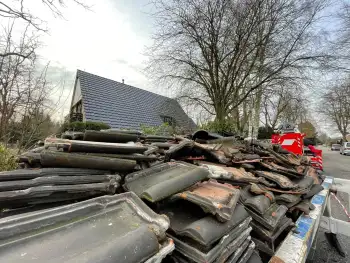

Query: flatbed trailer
[[269, 176, 350, 263], [267, 128, 345, 262]]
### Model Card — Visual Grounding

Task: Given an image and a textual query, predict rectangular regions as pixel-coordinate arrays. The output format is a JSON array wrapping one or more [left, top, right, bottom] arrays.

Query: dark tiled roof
[[76, 70, 197, 130]]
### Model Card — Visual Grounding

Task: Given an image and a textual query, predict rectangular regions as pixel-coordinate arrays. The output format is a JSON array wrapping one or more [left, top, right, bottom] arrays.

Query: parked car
[[331, 144, 341, 151], [340, 142, 350, 155]]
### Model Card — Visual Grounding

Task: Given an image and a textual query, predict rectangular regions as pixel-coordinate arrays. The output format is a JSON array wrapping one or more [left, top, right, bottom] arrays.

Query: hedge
[[0, 145, 17, 171], [61, 121, 111, 132]]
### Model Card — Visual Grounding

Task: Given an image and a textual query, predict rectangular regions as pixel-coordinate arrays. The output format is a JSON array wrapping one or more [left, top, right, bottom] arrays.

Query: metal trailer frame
[[269, 176, 350, 263], [269, 177, 334, 263], [321, 178, 350, 237]]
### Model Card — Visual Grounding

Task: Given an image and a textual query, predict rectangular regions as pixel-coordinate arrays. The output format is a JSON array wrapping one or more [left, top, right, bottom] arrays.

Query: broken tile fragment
[[200, 163, 276, 187], [254, 171, 298, 189]]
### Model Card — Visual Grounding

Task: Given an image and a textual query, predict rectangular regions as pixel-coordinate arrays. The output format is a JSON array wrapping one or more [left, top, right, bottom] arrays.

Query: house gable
[[70, 70, 197, 131]]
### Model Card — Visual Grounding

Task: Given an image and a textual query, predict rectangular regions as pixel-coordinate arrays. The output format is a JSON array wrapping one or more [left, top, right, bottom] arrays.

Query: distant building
[[69, 70, 196, 131]]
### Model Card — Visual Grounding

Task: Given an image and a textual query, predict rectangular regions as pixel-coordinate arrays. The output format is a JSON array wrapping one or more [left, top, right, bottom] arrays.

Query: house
[[70, 70, 197, 131]]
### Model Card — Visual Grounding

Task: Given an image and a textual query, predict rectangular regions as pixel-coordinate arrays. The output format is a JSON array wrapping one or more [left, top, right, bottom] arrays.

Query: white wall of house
[[70, 78, 86, 121], [72, 79, 82, 107]]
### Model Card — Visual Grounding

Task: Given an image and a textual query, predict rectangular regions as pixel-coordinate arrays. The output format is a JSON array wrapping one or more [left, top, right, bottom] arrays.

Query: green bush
[[60, 121, 111, 132], [0, 145, 17, 172], [85, 121, 110, 131], [140, 123, 175, 135], [200, 119, 236, 134], [257, 126, 274, 139]]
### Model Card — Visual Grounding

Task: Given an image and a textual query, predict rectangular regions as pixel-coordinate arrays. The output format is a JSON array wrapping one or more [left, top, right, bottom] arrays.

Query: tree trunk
[[214, 104, 228, 133], [252, 88, 263, 138]]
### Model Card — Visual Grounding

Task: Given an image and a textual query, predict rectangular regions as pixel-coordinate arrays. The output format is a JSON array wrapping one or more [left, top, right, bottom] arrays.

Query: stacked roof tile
[[0, 129, 325, 262]]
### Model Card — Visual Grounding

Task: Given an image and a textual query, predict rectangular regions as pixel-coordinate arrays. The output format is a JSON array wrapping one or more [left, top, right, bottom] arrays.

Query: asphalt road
[[322, 148, 350, 180], [307, 147, 350, 263]]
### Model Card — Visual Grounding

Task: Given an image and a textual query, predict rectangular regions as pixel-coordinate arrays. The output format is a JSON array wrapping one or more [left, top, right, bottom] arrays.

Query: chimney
[[122, 79, 125, 84]]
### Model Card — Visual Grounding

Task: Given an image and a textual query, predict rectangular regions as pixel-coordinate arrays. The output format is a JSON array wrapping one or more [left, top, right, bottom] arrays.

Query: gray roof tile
[[76, 70, 197, 131]]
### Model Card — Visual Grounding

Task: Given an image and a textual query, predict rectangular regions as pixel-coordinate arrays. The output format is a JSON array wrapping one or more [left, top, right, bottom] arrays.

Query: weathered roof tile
[[0, 192, 173, 263], [172, 179, 240, 222], [168, 226, 252, 263], [124, 162, 208, 202], [160, 200, 250, 247]]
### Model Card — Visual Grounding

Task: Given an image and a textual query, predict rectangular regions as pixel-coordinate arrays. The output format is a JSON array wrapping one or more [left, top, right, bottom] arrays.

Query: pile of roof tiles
[[0, 129, 325, 263]]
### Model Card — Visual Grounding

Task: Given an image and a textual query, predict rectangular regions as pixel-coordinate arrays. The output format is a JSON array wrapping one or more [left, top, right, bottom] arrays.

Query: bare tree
[[320, 80, 350, 140], [261, 84, 306, 130], [0, 20, 39, 140], [320, 2, 350, 73], [0, 20, 64, 147], [147, 0, 329, 127], [0, 0, 89, 30], [338, 2, 350, 48], [0, 0, 89, 58], [15, 62, 54, 150], [0, 1, 85, 150], [318, 132, 330, 144], [2, 58, 67, 152]]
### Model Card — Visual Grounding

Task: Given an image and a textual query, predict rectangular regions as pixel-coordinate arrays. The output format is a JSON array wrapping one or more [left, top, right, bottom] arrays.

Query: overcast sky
[[15, 0, 346, 136], [28, 0, 164, 119]]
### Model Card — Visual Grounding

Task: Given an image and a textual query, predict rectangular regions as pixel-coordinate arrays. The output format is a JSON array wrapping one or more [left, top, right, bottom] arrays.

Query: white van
[[340, 142, 350, 155]]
